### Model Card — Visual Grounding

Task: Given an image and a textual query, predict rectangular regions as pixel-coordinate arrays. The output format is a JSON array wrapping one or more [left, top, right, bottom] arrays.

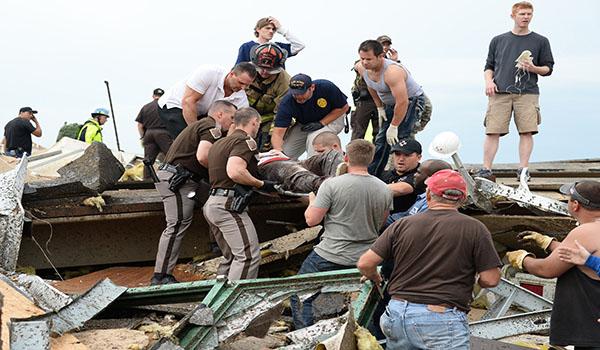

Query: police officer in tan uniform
[[151, 100, 238, 285], [203, 107, 278, 281]]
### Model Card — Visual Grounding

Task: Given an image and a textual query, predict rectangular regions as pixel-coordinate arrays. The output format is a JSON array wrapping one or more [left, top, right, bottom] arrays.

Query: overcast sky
[[1, 0, 599, 163]]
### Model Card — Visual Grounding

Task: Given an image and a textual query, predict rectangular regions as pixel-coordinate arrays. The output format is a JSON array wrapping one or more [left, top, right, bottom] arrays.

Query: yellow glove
[[506, 250, 535, 270], [518, 230, 555, 251]]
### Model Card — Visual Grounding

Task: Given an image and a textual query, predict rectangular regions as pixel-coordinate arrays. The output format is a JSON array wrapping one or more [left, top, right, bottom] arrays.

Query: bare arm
[[270, 127, 287, 151], [478, 267, 501, 288], [182, 86, 204, 126], [357, 249, 384, 285], [320, 105, 348, 126], [522, 226, 594, 278], [520, 61, 551, 76], [31, 117, 42, 137], [226, 156, 263, 187], [136, 122, 145, 138], [484, 69, 497, 96], [304, 192, 328, 226], [385, 66, 409, 126], [195, 140, 213, 168]]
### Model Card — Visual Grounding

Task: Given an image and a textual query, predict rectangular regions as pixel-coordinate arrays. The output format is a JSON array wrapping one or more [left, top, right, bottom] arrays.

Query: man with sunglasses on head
[[271, 74, 349, 160], [506, 180, 600, 348], [245, 43, 290, 151], [158, 63, 257, 139]]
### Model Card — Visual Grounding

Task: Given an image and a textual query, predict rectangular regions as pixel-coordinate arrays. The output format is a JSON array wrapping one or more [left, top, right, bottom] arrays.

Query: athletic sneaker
[[473, 168, 496, 182], [516, 168, 531, 182]]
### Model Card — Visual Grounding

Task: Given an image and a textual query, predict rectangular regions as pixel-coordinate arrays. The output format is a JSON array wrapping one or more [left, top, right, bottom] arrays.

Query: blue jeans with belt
[[381, 299, 470, 350], [368, 94, 426, 177]]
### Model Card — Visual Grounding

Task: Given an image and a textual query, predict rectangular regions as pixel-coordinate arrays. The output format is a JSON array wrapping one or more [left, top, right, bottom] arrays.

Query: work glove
[[506, 250, 535, 270], [386, 124, 399, 146], [517, 230, 556, 251], [301, 121, 324, 132], [260, 180, 279, 193], [377, 106, 387, 126]]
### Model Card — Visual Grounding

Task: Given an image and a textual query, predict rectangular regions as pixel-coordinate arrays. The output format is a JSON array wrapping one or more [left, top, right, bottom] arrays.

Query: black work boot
[[150, 273, 165, 286]]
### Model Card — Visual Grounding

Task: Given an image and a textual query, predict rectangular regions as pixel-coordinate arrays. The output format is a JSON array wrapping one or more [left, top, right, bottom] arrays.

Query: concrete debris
[[24, 142, 125, 201], [13, 274, 73, 312], [285, 314, 349, 348], [316, 309, 357, 350], [0, 156, 28, 271], [9, 319, 50, 350], [11, 278, 127, 340]]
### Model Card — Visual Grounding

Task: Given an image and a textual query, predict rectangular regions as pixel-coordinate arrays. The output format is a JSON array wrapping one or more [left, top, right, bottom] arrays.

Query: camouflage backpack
[[56, 122, 83, 142]]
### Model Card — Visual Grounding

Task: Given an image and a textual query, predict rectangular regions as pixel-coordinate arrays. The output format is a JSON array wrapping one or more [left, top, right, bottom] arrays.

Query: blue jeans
[[290, 251, 350, 329], [368, 94, 427, 177], [381, 299, 470, 350]]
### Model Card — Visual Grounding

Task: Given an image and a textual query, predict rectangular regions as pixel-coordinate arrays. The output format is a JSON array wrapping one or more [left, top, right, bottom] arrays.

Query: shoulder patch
[[246, 138, 257, 151], [317, 98, 328, 108], [209, 127, 222, 139]]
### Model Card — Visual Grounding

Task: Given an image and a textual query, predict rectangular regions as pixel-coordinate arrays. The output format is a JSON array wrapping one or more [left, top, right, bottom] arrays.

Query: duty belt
[[210, 188, 235, 197], [159, 163, 203, 183], [159, 163, 178, 174]]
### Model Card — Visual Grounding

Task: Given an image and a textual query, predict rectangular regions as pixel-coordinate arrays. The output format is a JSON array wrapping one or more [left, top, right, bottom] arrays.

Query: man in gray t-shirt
[[290, 139, 393, 329], [480, 2, 554, 181]]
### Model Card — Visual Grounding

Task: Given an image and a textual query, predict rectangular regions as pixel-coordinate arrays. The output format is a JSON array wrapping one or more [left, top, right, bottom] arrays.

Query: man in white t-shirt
[[158, 63, 256, 138]]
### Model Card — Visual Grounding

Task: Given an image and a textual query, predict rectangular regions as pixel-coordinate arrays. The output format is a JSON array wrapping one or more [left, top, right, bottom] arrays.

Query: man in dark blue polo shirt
[[271, 74, 348, 160]]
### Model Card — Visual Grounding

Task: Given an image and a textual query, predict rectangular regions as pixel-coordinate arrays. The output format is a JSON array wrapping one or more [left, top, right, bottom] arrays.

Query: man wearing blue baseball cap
[[271, 73, 349, 160]]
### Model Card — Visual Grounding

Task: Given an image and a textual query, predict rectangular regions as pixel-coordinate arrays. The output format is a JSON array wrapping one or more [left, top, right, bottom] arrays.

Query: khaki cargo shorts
[[484, 94, 541, 135]]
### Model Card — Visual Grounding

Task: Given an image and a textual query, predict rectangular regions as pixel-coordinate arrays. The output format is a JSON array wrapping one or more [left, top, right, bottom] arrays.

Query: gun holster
[[226, 184, 256, 214], [168, 164, 193, 193]]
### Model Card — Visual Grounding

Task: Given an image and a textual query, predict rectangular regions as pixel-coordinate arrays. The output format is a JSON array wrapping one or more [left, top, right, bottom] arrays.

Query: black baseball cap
[[153, 88, 165, 96], [289, 73, 312, 95], [19, 107, 38, 114], [559, 181, 600, 209], [391, 138, 422, 154]]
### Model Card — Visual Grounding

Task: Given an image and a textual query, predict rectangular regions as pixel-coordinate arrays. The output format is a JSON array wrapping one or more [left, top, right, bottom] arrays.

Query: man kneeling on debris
[[506, 180, 600, 348], [151, 100, 237, 285], [257, 132, 344, 194], [358, 169, 501, 349], [290, 139, 392, 329]]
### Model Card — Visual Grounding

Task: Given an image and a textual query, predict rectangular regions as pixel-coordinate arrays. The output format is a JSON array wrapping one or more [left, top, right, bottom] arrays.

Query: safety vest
[[77, 118, 103, 144]]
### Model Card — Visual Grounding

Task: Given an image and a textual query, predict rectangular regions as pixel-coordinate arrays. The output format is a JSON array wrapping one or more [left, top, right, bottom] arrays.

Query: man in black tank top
[[506, 180, 600, 348]]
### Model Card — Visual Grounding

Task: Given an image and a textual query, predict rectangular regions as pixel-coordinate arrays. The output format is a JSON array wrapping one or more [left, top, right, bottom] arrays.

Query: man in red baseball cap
[[358, 169, 501, 348]]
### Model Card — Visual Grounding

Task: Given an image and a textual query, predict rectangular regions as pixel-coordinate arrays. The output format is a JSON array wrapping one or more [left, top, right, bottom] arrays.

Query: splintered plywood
[[50, 334, 88, 350], [0, 278, 45, 350]]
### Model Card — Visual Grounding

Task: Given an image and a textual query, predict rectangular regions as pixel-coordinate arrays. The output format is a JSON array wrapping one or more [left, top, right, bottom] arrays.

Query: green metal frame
[[179, 268, 378, 349], [111, 268, 380, 349]]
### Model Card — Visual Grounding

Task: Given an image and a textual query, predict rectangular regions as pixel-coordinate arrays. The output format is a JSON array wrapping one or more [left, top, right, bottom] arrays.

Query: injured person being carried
[[258, 148, 344, 194]]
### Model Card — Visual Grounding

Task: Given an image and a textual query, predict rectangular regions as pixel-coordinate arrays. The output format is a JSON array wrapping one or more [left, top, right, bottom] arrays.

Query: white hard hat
[[428, 131, 461, 158]]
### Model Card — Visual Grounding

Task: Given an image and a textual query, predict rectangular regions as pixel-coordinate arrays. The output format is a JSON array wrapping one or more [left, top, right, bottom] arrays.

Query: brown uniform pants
[[202, 195, 260, 281], [153, 170, 199, 275]]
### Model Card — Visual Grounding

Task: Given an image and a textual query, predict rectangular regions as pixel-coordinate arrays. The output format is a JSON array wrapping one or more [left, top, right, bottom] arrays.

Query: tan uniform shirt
[[208, 129, 259, 189], [165, 117, 225, 179]]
